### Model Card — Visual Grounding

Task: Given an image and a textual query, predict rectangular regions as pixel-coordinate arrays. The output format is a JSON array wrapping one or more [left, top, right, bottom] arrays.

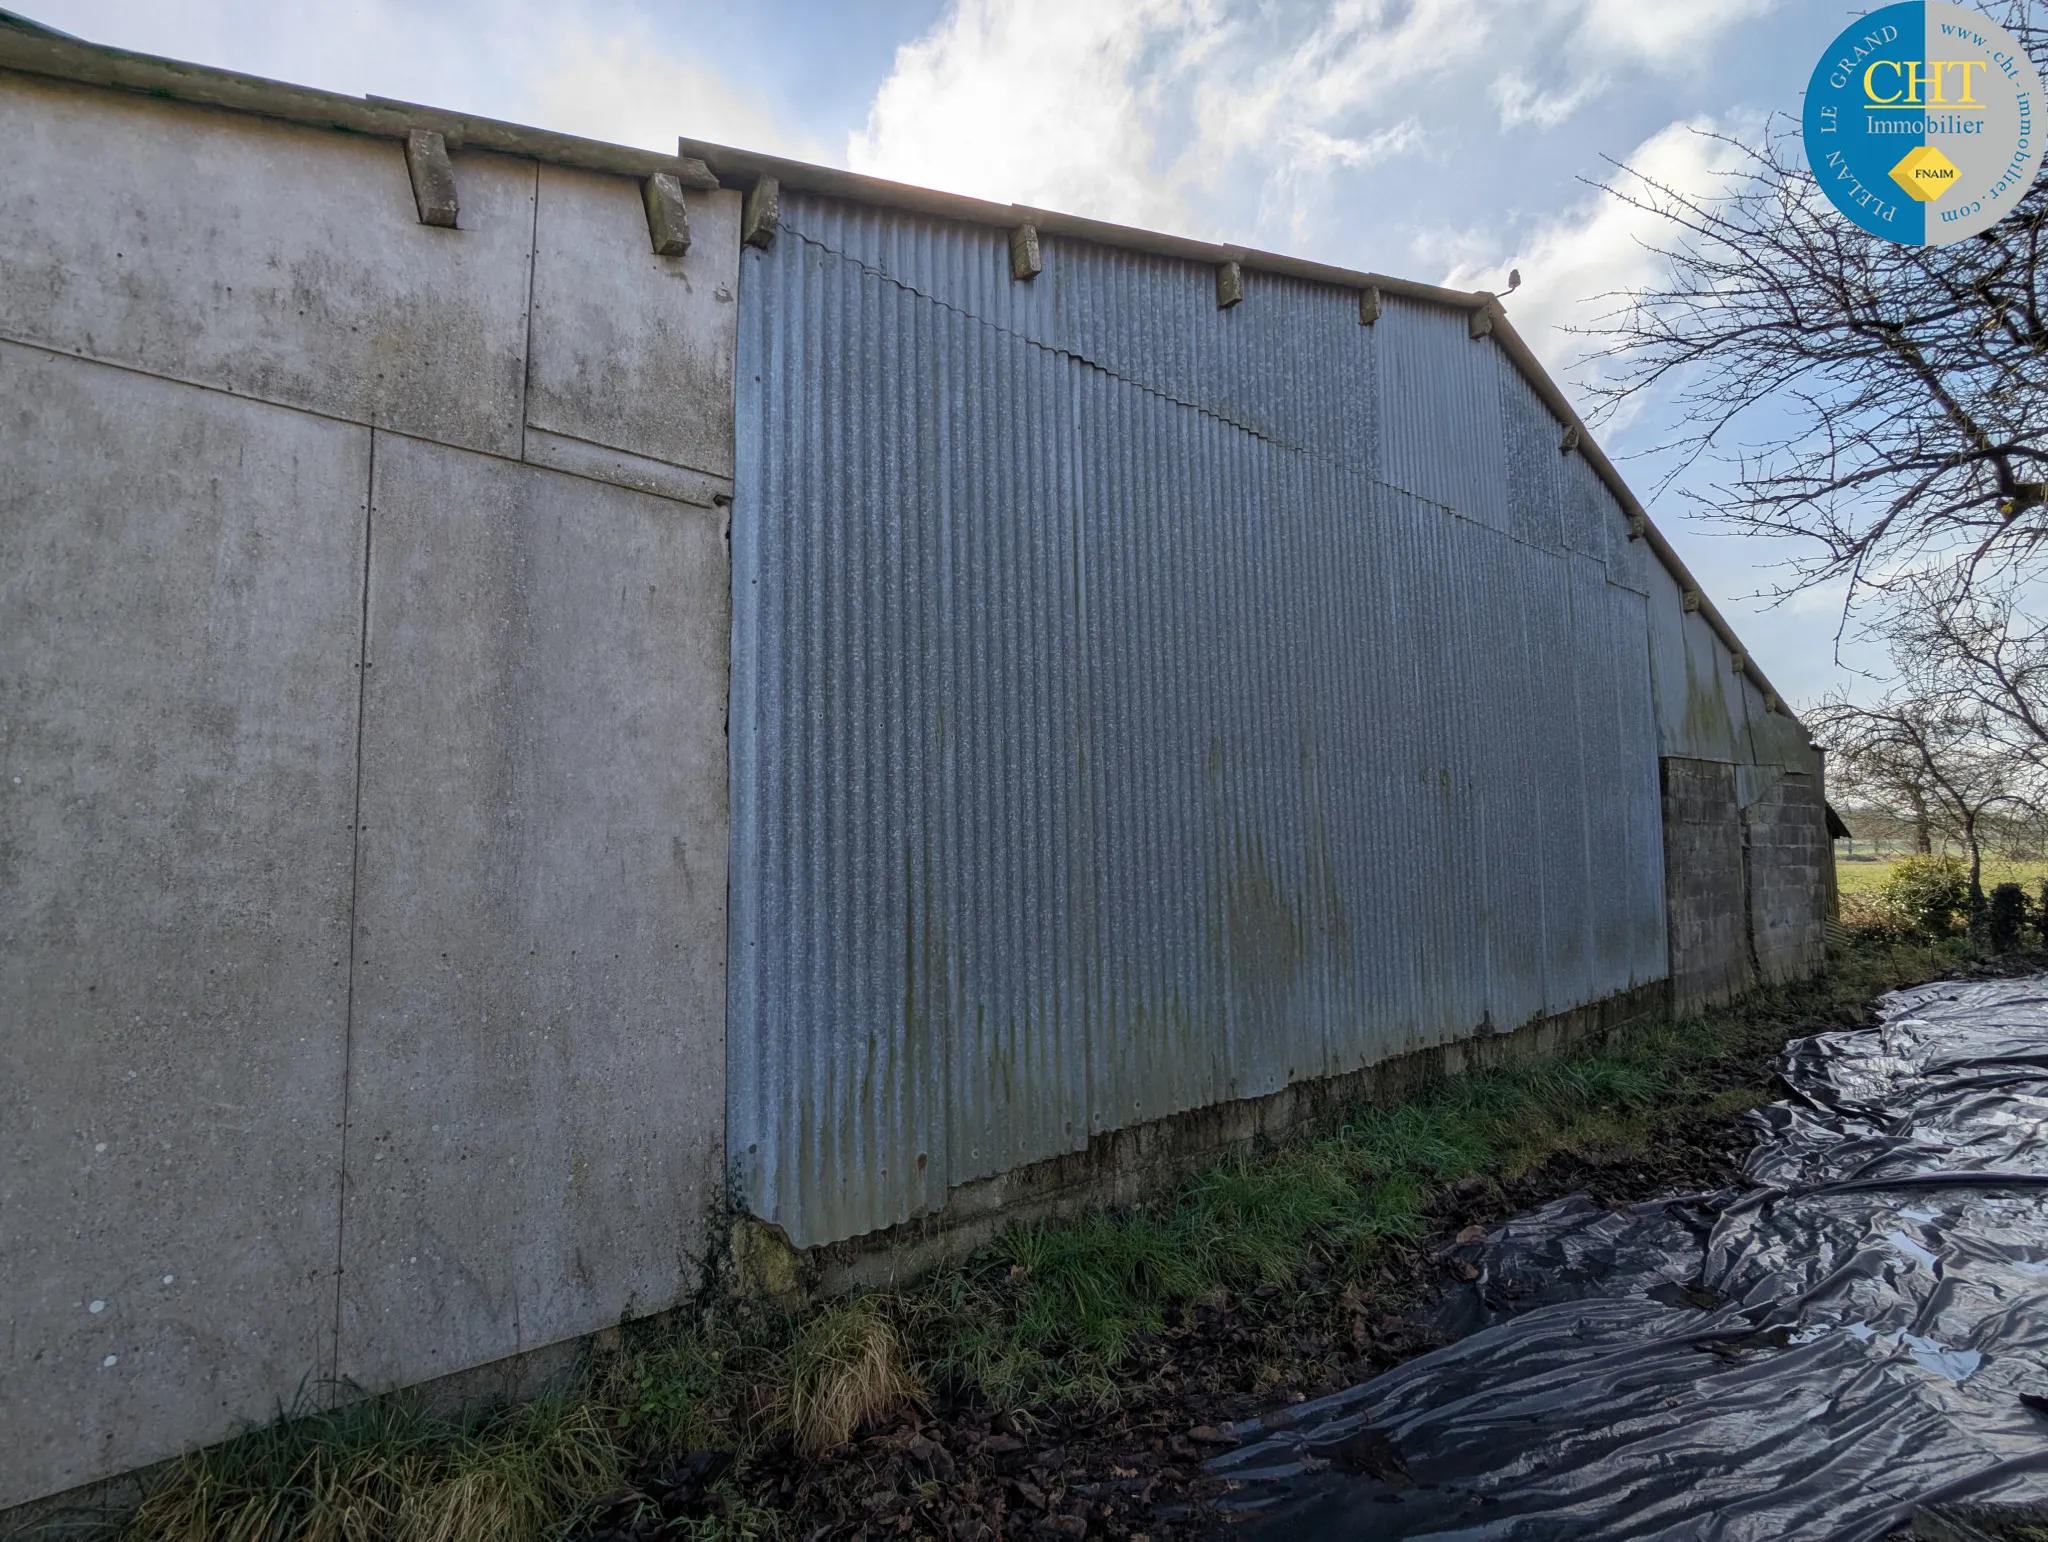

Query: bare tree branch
[[1574, 1, 2048, 612]]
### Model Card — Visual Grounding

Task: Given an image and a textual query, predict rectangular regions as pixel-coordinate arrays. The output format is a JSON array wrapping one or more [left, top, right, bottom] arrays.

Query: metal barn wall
[[730, 194, 1667, 1248]]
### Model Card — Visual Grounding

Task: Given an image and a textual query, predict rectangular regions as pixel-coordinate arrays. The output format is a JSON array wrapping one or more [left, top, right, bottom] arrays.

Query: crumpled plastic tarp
[[1212, 978, 2048, 1540]]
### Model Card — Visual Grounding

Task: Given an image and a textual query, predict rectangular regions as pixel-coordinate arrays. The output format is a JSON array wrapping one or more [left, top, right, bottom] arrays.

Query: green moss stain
[[882, 728, 1372, 1222], [1201, 732, 1358, 1093], [900, 840, 954, 1211], [1679, 624, 1738, 758]]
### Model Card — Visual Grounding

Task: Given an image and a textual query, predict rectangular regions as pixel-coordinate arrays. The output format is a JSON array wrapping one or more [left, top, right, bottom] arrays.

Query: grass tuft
[[122, 1390, 624, 1542], [776, 1299, 923, 1457]]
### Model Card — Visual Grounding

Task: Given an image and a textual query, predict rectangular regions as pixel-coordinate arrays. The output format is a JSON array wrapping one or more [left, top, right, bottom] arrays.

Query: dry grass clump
[[1839, 889, 1903, 934], [393, 1402, 617, 1542], [775, 1299, 923, 1457], [122, 1394, 622, 1542]]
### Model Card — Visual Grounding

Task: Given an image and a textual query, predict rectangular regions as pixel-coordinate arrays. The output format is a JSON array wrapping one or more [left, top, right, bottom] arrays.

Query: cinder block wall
[[1661, 759, 1831, 1013], [1746, 772, 1830, 983], [1661, 758, 1756, 1012], [0, 74, 734, 1509]]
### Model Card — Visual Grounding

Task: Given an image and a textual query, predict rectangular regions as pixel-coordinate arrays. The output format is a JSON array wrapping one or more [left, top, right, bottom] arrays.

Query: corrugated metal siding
[[1583, 569, 1670, 983], [1499, 362, 1565, 555], [767, 203, 1378, 473], [1574, 454, 1654, 596], [1647, 544, 1785, 770], [1558, 435, 1613, 562], [1742, 674, 1823, 777], [1637, 504, 1819, 777], [1377, 298, 1510, 531], [731, 193, 1668, 1246]]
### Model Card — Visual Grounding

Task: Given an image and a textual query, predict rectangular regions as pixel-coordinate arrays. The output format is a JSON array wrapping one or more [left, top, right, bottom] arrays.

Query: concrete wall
[[0, 72, 734, 1509]]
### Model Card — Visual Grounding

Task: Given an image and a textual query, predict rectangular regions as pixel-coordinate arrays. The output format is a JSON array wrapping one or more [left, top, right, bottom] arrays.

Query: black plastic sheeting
[[1212, 978, 2048, 1540]]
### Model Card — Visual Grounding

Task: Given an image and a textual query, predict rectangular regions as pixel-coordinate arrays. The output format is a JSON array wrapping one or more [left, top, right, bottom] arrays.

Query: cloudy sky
[[23, 0, 1884, 703]]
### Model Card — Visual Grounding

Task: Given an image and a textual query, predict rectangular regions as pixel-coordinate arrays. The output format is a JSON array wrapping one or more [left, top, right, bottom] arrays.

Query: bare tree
[[1880, 571, 2048, 764], [1809, 689, 2037, 900], [1575, 1, 2048, 610]]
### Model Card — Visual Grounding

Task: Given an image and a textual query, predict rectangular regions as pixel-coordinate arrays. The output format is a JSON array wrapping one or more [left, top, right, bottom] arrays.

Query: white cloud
[[28, 0, 817, 165], [1492, 71, 1604, 131], [848, 0, 1205, 229], [1434, 117, 1755, 379], [1186, 0, 1489, 158], [849, 0, 1781, 249], [845, 0, 1482, 240], [1279, 117, 1426, 169], [520, 27, 831, 162], [1567, 0, 1778, 68]]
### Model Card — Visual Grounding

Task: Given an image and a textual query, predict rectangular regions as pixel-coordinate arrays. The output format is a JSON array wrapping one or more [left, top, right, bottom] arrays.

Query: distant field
[[1835, 850, 2048, 897]]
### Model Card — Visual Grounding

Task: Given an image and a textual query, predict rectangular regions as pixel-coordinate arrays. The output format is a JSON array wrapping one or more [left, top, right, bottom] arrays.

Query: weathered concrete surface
[[525, 167, 741, 487], [1745, 771, 1830, 984], [0, 73, 537, 457], [0, 343, 367, 1506], [1661, 756, 1756, 1014], [0, 70, 738, 1513], [335, 434, 729, 1395]]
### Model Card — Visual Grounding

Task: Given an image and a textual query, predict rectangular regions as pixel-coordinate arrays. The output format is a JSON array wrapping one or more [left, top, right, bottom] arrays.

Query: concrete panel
[[521, 427, 731, 509], [526, 169, 740, 484], [0, 73, 535, 457], [336, 434, 728, 1392], [0, 343, 366, 1507]]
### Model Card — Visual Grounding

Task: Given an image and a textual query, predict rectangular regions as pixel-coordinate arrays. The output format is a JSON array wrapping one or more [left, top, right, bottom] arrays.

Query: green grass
[[901, 951, 1920, 1408], [114, 934, 1973, 1542], [122, 1389, 625, 1542], [1835, 851, 2048, 896]]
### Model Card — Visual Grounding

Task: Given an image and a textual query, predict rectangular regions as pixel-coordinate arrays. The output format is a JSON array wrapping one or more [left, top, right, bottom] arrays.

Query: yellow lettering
[[1950, 59, 1987, 104], [1903, 60, 1925, 104], [1865, 59, 1902, 103]]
